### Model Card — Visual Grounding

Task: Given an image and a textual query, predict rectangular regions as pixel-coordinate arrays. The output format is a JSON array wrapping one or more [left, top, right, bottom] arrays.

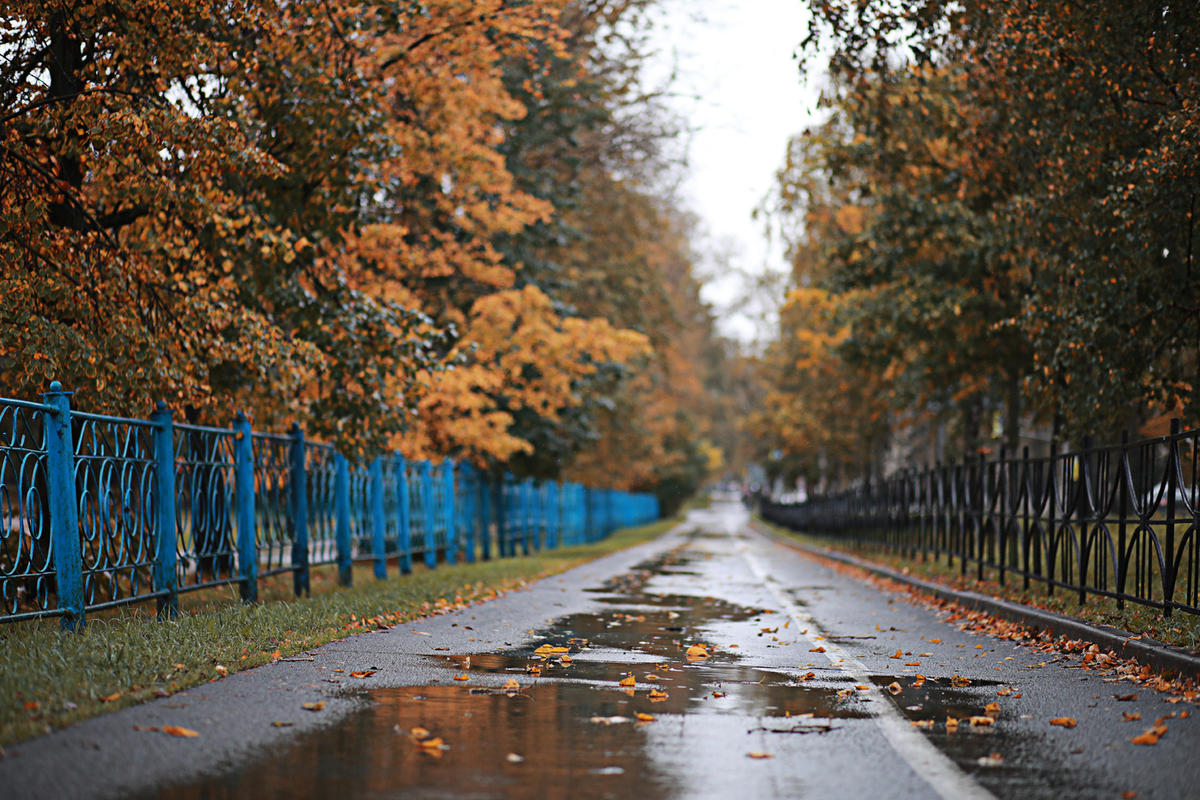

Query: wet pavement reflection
[[145, 528, 1112, 799]]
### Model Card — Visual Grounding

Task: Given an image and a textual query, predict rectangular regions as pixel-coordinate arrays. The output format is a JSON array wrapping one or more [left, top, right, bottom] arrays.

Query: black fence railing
[[761, 420, 1200, 617]]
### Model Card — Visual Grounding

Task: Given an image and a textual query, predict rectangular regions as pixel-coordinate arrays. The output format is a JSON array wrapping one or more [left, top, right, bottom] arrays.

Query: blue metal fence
[[0, 383, 661, 629]]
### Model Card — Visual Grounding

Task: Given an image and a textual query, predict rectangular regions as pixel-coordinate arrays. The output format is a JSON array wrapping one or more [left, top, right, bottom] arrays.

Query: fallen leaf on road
[[619, 675, 636, 687], [712, 691, 726, 698], [997, 687, 1013, 696], [526, 664, 542, 676], [891, 649, 903, 659], [100, 693, 121, 703], [951, 675, 971, 687], [929, 639, 941, 644], [946, 717, 960, 731], [635, 713, 655, 722], [984, 703, 1001, 715], [162, 725, 200, 738], [302, 702, 325, 712], [837, 689, 853, 699], [453, 674, 470, 682], [800, 671, 816, 680], [686, 644, 710, 659], [272, 721, 293, 728], [910, 720, 935, 729], [560, 656, 573, 665], [904, 662, 921, 666], [887, 682, 903, 695], [1049, 717, 1077, 728], [417, 737, 445, 751], [1131, 726, 1167, 745], [349, 671, 376, 679], [1123, 712, 1142, 722], [648, 689, 668, 701], [535, 644, 568, 655], [1115, 693, 1138, 701], [746, 752, 773, 759], [503, 678, 521, 691], [968, 716, 994, 727], [809, 646, 826, 653]]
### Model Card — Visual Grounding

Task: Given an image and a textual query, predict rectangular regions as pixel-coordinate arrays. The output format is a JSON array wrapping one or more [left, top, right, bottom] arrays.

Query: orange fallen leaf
[[891, 649, 903, 659], [635, 713, 655, 722], [968, 716, 994, 727], [23, 701, 39, 712], [648, 689, 668, 701], [746, 752, 773, 759], [809, 646, 826, 653], [974, 645, 984, 650], [887, 682, 903, 695], [946, 717, 960, 731], [910, 719, 935, 729], [503, 678, 521, 691], [1131, 731, 1161, 746], [302, 702, 325, 711], [1049, 717, 1077, 728], [951, 675, 971, 687], [411, 726, 431, 739], [644, 673, 660, 682], [712, 691, 726, 698], [100, 693, 122, 703], [799, 672, 816, 680], [534, 644, 569, 655], [162, 725, 200, 738], [417, 737, 445, 750], [904, 662, 921, 666], [559, 656, 573, 665], [619, 675, 636, 687], [997, 687, 1013, 696], [929, 639, 941, 644], [1122, 712, 1142, 722], [686, 644, 709, 658], [984, 703, 1001, 715], [526, 664, 542, 676], [349, 671, 377, 679], [454, 674, 470, 682]]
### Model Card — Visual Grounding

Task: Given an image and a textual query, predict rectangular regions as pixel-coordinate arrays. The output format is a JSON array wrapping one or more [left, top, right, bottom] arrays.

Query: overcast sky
[[643, 1, 822, 346]]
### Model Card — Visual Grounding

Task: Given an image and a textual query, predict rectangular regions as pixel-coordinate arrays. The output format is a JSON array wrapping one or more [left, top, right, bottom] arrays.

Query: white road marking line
[[739, 538, 996, 800]]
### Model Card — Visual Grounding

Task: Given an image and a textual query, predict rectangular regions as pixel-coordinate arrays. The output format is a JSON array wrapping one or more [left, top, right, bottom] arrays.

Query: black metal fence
[[761, 420, 1200, 616]]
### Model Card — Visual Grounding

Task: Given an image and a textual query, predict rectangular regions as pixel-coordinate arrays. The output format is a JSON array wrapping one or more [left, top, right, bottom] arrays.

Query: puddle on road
[[144, 535, 1113, 799]]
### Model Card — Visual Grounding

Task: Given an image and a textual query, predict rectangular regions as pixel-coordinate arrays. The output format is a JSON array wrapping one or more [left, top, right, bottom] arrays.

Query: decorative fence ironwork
[[0, 383, 660, 629], [760, 421, 1200, 617]]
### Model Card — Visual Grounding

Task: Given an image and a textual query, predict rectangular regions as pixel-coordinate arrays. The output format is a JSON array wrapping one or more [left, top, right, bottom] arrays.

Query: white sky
[[643, 1, 822, 346]]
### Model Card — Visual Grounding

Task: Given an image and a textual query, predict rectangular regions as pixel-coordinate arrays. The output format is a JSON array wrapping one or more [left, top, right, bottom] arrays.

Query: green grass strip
[[757, 518, 1200, 653], [0, 518, 678, 746]]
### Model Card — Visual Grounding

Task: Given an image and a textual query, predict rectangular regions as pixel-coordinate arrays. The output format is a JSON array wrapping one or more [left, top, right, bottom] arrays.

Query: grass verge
[[0, 517, 678, 746], [756, 517, 1200, 652]]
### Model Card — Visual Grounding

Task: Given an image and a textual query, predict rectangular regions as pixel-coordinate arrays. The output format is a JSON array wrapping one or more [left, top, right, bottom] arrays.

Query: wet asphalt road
[[2, 501, 1197, 799]]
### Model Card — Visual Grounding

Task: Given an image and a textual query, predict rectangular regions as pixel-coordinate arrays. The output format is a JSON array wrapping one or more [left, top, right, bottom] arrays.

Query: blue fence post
[[150, 402, 178, 619], [334, 453, 353, 586], [495, 477, 509, 557], [521, 479, 533, 555], [421, 461, 437, 569], [480, 476, 493, 560], [232, 411, 258, 603], [397, 455, 413, 575], [460, 463, 477, 563], [42, 382, 84, 631], [546, 481, 559, 549], [443, 460, 458, 565], [289, 423, 310, 597], [370, 456, 387, 580]]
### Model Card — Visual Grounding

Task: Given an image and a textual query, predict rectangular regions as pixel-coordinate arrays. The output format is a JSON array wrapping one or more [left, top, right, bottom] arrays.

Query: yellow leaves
[[534, 644, 569, 655], [503, 678, 521, 692], [1049, 717, 1077, 728], [454, 674, 470, 682], [619, 675, 636, 687], [162, 725, 200, 738], [746, 752, 774, 759], [635, 713, 655, 722], [302, 702, 326, 712], [685, 643, 710, 660], [648, 689, 668, 702]]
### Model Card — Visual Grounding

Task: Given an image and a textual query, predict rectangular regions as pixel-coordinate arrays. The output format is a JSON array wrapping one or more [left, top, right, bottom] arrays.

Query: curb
[[754, 522, 1200, 681]]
